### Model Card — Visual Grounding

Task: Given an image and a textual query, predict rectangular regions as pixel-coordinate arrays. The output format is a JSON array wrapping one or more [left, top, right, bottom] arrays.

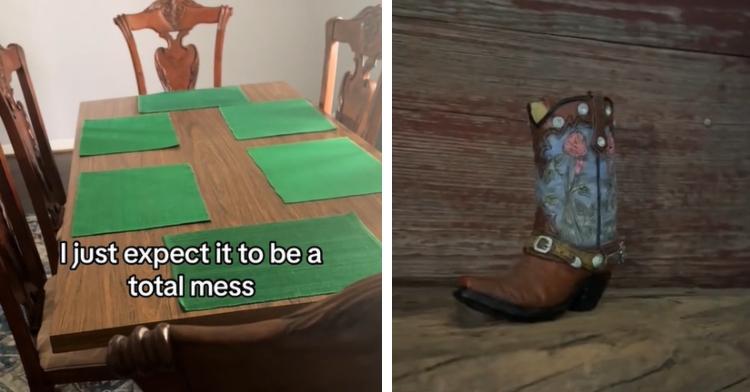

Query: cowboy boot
[[454, 92, 625, 323]]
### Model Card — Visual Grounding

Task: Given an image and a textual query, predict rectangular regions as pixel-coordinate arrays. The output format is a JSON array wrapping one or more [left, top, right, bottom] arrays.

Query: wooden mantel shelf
[[393, 286, 750, 392]]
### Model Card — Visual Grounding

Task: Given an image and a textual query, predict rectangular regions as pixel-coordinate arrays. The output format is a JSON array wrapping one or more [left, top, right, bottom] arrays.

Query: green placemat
[[79, 113, 179, 156], [163, 212, 381, 312], [138, 86, 250, 114], [71, 164, 210, 237], [247, 138, 382, 203], [219, 99, 336, 140]]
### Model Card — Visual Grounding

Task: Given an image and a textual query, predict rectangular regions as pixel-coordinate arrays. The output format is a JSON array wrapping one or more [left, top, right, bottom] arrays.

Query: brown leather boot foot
[[454, 253, 596, 323], [453, 289, 569, 322], [454, 268, 613, 322]]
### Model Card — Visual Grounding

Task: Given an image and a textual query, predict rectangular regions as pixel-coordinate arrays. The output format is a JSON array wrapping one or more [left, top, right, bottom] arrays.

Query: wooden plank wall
[[392, 0, 750, 288]]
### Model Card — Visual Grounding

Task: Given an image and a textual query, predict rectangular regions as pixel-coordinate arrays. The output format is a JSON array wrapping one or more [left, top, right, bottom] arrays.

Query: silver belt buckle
[[532, 236, 553, 254]]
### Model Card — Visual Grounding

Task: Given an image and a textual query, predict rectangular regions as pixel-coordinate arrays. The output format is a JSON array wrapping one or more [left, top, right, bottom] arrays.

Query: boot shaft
[[527, 92, 617, 250]]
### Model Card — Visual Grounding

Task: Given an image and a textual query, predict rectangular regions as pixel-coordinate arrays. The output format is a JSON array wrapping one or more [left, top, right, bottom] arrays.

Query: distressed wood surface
[[393, 286, 750, 392], [392, 2, 750, 288], [393, 0, 750, 58]]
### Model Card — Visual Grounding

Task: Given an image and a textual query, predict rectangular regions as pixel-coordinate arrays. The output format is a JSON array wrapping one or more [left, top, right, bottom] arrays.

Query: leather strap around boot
[[524, 235, 625, 272]]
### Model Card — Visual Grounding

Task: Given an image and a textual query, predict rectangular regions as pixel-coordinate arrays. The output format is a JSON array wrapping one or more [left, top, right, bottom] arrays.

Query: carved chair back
[[114, 0, 233, 95], [107, 273, 383, 391], [0, 149, 114, 389], [0, 142, 50, 388], [0, 43, 66, 275], [319, 4, 382, 146]]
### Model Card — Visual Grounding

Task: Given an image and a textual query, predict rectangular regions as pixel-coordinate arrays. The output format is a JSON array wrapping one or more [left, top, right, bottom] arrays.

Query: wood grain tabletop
[[49, 81, 382, 353]]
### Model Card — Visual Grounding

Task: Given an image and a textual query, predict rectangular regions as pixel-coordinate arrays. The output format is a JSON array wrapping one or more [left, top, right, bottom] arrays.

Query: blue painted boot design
[[455, 92, 625, 322]]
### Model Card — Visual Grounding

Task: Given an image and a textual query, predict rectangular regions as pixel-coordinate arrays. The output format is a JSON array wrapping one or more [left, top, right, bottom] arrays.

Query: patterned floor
[[0, 216, 140, 392]]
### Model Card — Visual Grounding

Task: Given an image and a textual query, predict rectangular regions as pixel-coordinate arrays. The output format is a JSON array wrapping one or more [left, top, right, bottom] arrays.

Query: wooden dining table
[[49, 81, 382, 353]]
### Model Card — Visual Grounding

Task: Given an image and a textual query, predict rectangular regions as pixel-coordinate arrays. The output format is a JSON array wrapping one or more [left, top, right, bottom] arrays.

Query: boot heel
[[569, 272, 611, 312]]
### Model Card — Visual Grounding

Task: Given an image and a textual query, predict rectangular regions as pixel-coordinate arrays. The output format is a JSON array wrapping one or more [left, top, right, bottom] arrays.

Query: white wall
[[0, 0, 381, 150]]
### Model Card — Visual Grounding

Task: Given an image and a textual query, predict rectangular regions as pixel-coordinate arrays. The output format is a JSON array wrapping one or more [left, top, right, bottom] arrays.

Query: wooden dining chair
[[114, 0, 233, 95], [0, 43, 67, 275], [319, 4, 382, 147], [107, 273, 382, 392], [0, 144, 116, 392]]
